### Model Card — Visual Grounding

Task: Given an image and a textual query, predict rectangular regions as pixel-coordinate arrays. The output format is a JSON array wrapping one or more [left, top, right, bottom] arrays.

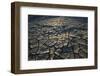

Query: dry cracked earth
[[28, 15, 88, 61]]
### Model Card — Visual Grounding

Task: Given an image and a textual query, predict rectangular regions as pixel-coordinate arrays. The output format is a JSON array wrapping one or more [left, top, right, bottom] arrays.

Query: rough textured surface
[[28, 15, 88, 60]]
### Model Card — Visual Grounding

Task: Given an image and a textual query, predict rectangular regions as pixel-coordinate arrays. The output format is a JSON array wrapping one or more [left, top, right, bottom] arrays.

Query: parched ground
[[28, 15, 88, 61]]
